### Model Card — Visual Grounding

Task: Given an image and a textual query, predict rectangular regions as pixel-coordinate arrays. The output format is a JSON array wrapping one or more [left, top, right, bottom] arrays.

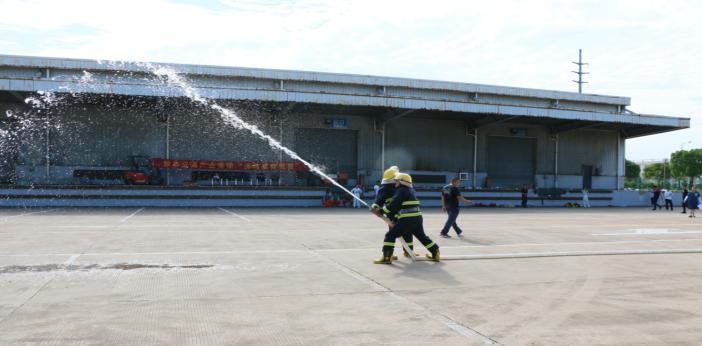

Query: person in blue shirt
[[440, 177, 473, 238], [370, 172, 439, 264]]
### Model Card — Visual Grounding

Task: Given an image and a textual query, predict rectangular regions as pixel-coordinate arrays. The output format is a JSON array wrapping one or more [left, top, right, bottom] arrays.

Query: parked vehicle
[[123, 156, 163, 185]]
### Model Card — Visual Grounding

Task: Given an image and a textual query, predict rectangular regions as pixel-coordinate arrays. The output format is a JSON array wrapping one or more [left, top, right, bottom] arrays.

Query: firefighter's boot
[[426, 249, 440, 261], [374, 250, 395, 264]]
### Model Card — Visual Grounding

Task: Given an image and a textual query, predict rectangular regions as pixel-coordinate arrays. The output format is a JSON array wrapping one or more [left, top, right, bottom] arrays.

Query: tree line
[[625, 149, 702, 189]]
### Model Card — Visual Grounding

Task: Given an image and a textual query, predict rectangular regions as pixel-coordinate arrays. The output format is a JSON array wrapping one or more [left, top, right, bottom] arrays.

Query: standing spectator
[[651, 186, 661, 210], [520, 184, 529, 208], [681, 185, 689, 214], [684, 186, 700, 218], [374, 181, 381, 198], [350, 185, 363, 208], [582, 187, 591, 208], [664, 188, 674, 211], [440, 177, 473, 238]]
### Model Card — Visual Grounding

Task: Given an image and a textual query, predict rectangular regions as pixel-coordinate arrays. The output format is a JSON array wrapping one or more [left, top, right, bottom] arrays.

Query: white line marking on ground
[[1, 208, 64, 220], [0, 249, 302, 258], [592, 230, 702, 236], [63, 254, 80, 265], [217, 207, 252, 221], [120, 207, 145, 223], [0, 253, 77, 257], [440, 240, 646, 249], [3, 239, 702, 258], [653, 238, 702, 242], [315, 239, 700, 252], [438, 248, 702, 260]]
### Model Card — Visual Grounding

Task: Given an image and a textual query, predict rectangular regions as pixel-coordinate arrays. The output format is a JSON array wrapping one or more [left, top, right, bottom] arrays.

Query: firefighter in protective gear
[[372, 166, 417, 258], [370, 172, 440, 263]]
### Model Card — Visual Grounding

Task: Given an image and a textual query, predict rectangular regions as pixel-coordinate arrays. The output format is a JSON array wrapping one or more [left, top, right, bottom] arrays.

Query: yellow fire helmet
[[381, 166, 400, 184], [394, 172, 413, 187]]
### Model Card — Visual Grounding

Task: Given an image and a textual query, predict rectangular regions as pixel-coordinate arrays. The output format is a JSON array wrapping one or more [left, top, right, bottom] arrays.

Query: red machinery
[[123, 156, 162, 185]]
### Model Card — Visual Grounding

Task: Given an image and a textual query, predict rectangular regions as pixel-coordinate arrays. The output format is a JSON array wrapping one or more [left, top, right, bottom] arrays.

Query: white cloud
[[0, 0, 700, 159]]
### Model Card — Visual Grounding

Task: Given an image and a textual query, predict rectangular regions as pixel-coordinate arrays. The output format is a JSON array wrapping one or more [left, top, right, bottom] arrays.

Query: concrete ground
[[0, 205, 700, 345]]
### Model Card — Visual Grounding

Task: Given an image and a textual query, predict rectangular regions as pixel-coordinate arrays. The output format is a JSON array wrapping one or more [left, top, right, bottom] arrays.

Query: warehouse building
[[0, 55, 690, 196]]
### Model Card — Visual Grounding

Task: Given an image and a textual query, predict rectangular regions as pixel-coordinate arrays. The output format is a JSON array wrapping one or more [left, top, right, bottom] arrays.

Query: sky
[[0, 0, 699, 160]]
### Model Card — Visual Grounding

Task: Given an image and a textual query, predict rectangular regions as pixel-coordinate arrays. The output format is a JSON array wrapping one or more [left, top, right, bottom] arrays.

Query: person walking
[[370, 172, 440, 263], [440, 177, 473, 238], [684, 186, 700, 218], [664, 188, 674, 211], [350, 185, 363, 208], [373, 181, 380, 198], [681, 185, 689, 214], [582, 187, 591, 208], [651, 186, 661, 210], [520, 184, 529, 208]]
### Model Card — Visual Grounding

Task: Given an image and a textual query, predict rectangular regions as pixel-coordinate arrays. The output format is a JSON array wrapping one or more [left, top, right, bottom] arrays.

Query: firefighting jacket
[[382, 185, 421, 219]]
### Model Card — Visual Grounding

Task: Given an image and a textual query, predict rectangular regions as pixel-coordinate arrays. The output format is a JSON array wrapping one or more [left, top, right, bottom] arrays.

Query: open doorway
[[582, 165, 593, 189]]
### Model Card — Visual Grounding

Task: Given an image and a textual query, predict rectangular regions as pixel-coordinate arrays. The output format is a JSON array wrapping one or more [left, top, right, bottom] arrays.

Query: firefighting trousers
[[382, 216, 438, 253]]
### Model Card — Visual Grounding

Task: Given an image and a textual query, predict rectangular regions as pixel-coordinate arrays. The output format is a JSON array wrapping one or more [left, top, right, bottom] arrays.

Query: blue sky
[[0, 0, 699, 159]]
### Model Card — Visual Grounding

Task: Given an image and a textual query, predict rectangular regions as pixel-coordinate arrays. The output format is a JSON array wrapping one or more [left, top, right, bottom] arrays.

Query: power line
[[572, 49, 589, 93]]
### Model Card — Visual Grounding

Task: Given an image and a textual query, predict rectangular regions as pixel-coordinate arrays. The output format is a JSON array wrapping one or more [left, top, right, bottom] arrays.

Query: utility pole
[[663, 158, 667, 189], [572, 49, 589, 93]]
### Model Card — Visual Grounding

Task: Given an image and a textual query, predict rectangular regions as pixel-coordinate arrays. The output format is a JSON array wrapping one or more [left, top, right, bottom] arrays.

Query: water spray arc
[[147, 65, 394, 225]]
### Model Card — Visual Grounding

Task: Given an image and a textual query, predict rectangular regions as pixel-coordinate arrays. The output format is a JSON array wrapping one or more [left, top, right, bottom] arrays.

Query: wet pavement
[[0, 206, 700, 345]]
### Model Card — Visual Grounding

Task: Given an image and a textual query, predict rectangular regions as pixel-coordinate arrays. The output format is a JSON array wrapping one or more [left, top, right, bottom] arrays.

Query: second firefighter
[[370, 172, 440, 264], [372, 166, 418, 258]]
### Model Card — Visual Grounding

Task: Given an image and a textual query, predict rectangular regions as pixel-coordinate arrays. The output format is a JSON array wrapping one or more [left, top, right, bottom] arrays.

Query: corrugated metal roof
[[0, 54, 631, 105], [0, 54, 690, 133], [0, 77, 688, 129]]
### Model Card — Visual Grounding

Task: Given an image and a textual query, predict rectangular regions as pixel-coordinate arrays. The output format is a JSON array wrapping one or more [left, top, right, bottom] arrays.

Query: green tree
[[624, 180, 639, 189], [625, 160, 641, 179], [670, 149, 702, 186], [642, 163, 669, 179], [642, 182, 656, 189]]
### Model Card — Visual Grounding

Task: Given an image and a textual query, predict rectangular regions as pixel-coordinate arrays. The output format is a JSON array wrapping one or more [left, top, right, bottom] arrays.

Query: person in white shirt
[[664, 188, 674, 211], [350, 185, 363, 208], [373, 181, 380, 198], [582, 187, 591, 207]]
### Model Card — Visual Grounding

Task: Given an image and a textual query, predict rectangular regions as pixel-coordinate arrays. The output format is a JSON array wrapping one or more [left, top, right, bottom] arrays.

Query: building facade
[[0, 55, 690, 190]]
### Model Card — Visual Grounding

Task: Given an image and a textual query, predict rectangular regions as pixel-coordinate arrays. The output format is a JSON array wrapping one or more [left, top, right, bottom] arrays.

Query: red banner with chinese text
[[150, 159, 309, 171]]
